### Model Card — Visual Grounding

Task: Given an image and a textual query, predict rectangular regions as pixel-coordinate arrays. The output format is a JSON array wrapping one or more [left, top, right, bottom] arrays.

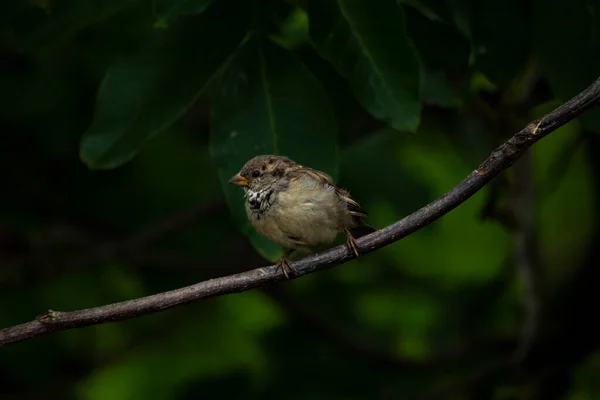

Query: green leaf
[[271, 7, 309, 50], [399, 0, 453, 23], [533, 0, 600, 133], [404, 5, 470, 70], [80, 2, 247, 169], [210, 37, 338, 262], [404, 5, 470, 107], [446, 0, 477, 41], [308, 0, 421, 132], [472, 0, 529, 86], [8, 0, 141, 50], [420, 66, 461, 108], [153, 0, 213, 29]]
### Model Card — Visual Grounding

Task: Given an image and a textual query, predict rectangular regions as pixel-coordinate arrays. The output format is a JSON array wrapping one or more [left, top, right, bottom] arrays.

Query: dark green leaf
[[153, 0, 213, 29], [472, 0, 529, 86], [420, 66, 461, 108], [210, 38, 338, 262], [444, 0, 477, 40], [533, 0, 600, 133], [404, 6, 470, 71], [273, 7, 309, 49], [402, 0, 477, 42], [80, 2, 247, 169], [399, 0, 454, 24], [404, 5, 470, 108], [8, 0, 144, 50], [308, 0, 421, 132]]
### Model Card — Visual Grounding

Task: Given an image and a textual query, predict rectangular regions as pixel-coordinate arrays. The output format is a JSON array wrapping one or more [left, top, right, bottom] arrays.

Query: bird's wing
[[291, 166, 368, 218]]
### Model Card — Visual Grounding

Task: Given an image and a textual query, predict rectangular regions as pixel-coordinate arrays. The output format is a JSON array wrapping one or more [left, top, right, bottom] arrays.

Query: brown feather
[[292, 166, 368, 219]]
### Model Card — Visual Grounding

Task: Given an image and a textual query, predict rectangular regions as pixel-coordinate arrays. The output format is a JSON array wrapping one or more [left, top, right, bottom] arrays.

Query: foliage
[[1, 0, 600, 399]]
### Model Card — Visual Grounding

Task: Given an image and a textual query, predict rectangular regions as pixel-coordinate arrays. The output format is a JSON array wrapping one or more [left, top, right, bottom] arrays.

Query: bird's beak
[[228, 174, 249, 187]]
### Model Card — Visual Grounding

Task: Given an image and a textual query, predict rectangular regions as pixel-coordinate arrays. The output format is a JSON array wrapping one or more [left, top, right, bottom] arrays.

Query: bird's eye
[[251, 170, 260, 178]]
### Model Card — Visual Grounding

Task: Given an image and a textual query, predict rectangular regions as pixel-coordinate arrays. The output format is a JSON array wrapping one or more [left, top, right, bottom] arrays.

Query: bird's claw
[[276, 257, 295, 279], [345, 229, 360, 258]]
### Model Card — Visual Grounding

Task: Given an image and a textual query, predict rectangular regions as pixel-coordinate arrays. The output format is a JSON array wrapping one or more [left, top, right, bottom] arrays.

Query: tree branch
[[1, 77, 600, 348], [75, 201, 228, 262]]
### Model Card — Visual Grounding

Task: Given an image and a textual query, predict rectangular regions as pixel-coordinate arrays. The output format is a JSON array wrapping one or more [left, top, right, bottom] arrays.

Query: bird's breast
[[246, 188, 274, 215], [247, 179, 344, 248]]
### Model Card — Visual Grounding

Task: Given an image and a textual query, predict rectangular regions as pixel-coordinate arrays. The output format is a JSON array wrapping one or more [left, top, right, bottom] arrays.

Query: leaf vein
[[335, 0, 403, 111]]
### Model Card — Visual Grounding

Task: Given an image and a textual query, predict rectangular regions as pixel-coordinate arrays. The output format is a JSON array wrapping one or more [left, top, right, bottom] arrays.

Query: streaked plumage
[[229, 155, 372, 277]]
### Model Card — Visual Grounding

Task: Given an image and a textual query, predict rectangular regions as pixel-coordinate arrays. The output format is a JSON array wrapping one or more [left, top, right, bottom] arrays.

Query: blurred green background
[[1, 0, 600, 398]]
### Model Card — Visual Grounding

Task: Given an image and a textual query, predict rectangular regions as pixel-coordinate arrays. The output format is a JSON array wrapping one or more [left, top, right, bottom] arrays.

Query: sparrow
[[228, 155, 373, 278]]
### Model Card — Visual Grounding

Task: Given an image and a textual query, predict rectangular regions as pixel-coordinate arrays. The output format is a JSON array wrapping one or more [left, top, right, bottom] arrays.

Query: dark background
[[1, 0, 600, 399]]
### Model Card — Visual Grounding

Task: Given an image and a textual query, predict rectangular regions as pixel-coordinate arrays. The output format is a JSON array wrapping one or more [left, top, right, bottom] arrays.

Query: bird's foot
[[344, 229, 360, 258], [276, 249, 296, 279]]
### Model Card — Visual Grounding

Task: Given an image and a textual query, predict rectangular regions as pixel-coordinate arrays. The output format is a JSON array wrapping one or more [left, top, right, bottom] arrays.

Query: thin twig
[[0, 201, 227, 291], [79, 201, 228, 262], [1, 77, 599, 348]]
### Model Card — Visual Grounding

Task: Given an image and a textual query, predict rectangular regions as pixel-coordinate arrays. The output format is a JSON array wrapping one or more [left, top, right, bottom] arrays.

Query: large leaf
[[404, 5, 470, 70], [419, 66, 462, 108], [533, 0, 600, 133], [6, 0, 142, 50], [308, 0, 421, 132], [153, 0, 213, 28], [408, 0, 528, 87], [401, 0, 476, 40], [404, 5, 470, 107], [210, 38, 338, 262], [80, 1, 246, 169], [399, 0, 454, 23], [472, 0, 529, 86]]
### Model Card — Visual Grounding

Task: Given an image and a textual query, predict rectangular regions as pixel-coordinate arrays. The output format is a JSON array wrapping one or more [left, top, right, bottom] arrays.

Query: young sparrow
[[228, 155, 373, 277]]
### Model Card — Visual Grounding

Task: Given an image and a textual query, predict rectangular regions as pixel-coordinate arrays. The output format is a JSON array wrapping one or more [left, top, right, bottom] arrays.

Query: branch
[[2, 77, 600, 348], [75, 201, 227, 262], [0, 202, 227, 292]]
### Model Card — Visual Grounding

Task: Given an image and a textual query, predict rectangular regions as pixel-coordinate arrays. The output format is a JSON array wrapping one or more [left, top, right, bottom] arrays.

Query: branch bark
[[2, 77, 600, 348]]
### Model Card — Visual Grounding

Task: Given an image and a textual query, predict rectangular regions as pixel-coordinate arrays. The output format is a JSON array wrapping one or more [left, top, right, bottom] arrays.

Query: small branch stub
[[36, 310, 59, 323]]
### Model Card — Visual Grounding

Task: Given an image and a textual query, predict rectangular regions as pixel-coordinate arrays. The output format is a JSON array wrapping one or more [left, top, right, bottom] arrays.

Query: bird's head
[[228, 155, 295, 192]]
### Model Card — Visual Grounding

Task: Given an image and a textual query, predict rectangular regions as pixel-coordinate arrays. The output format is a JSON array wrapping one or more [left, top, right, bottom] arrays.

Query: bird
[[228, 155, 373, 278]]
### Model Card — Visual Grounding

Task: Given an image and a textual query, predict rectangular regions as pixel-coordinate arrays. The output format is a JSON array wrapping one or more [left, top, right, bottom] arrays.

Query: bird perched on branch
[[228, 155, 374, 278]]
